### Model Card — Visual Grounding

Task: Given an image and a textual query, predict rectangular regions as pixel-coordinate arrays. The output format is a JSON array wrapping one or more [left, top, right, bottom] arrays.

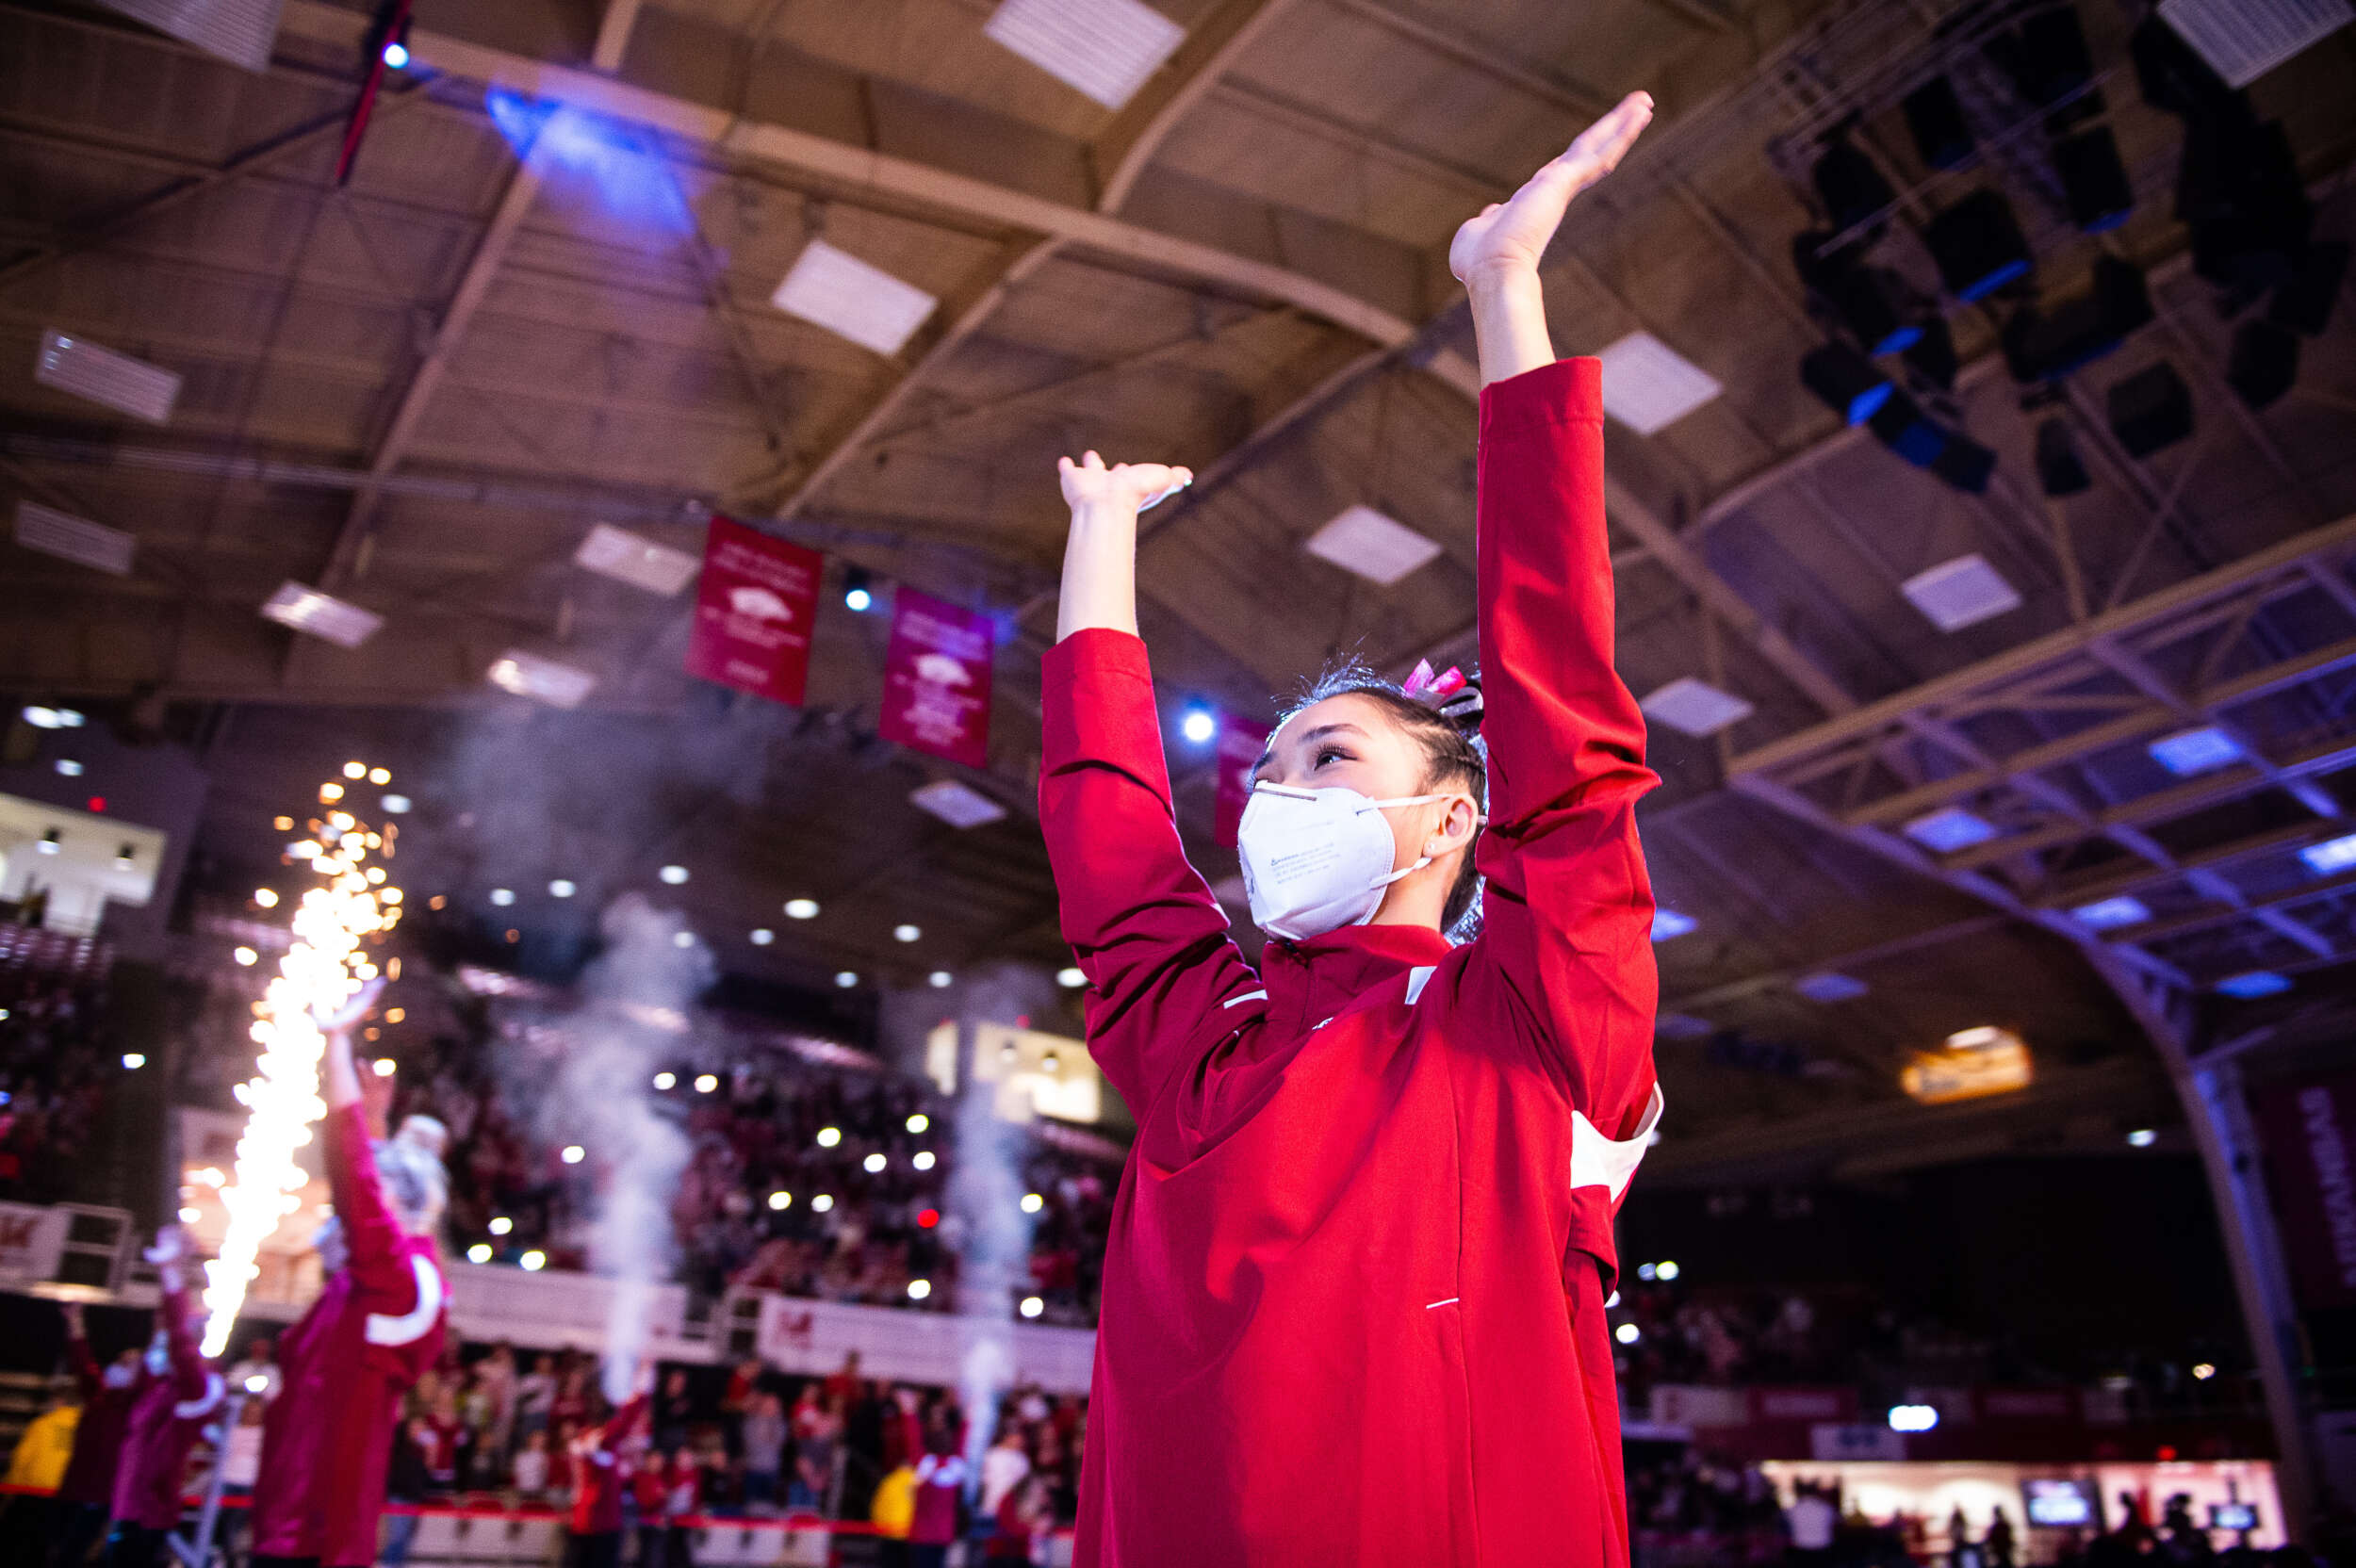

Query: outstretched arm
[[1041, 453, 1259, 1117], [310, 980, 416, 1296], [1448, 95, 1665, 1159], [144, 1226, 209, 1397]]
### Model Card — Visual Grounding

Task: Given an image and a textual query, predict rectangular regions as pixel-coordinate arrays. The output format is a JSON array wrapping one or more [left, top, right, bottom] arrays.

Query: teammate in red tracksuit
[[568, 1389, 651, 1568], [50, 1299, 146, 1567], [1039, 94, 1661, 1568], [249, 980, 450, 1568], [106, 1226, 224, 1567]]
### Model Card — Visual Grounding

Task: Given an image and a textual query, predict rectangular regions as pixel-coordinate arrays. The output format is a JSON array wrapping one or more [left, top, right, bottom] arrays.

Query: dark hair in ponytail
[[1279, 660, 1487, 940]]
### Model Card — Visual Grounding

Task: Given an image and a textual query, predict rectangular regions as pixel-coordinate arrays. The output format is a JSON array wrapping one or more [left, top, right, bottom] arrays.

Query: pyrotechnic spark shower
[[200, 776, 402, 1356]]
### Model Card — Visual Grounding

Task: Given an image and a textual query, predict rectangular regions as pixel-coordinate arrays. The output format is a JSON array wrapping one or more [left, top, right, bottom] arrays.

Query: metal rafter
[[1092, 0, 1310, 214]]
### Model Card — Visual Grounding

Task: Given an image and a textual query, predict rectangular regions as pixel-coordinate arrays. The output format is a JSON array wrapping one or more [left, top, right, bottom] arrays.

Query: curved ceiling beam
[[275, 1, 1419, 354], [1090, 0, 1308, 214]]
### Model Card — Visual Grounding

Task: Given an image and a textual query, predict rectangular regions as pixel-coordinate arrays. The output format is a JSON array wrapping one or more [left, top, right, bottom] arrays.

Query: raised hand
[[1449, 91, 1654, 286], [143, 1222, 187, 1268], [1058, 451, 1192, 516], [311, 975, 386, 1038]]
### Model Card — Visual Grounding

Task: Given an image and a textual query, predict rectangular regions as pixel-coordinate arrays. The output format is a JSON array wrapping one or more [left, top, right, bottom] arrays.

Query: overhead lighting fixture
[[658, 865, 689, 886], [1639, 678, 1755, 739], [35, 330, 181, 422], [573, 523, 700, 596], [381, 37, 409, 69], [486, 649, 597, 709], [1655, 1012, 1713, 1040], [89, 0, 284, 70], [928, 971, 953, 988], [1947, 1024, 2006, 1049], [750, 928, 775, 946], [379, 794, 411, 814], [2217, 970, 2292, 999], [1902, 554, 2023, 632], [519, 1250, 547, 1271], [261, 581, 384, 649], [893, 924, 922, 943], [1904, 806, 2001, 854], [784, 898, 820, 921], [548, 879, 577, 899], [2148, 726, 2244, 776], [2299, 832, 2356, 874], [2072, 895, 2152, 930], [843, 566, 875, 613], [488, 888, 516, 907], [1180, 706, 1219, 745], [2108, 362, 2196, 459], [1056, 966, 1087, 988], [835, 971, 859, 988], [1302, 504, 1443, 587], [21, 706, 82, 729], [55, 760, 83, 776], [1794, 972, 1869, 1004], [1923, 189, 2034, 301], [1614, 1322, 1642, 1345], [770, 239, 940, 356], [2126, 1127, 2158, 1148], [560, 1145, 585, 1165], [15, 500, 135, 576], [909, 779, 1008, 828], [466, 1242, 492, 1264], [1888, 1404, 1940, 1433], [1594, 331, 1724, 435], [695, 1073, 719, 1094], [982, 0, 1186, 108], [2158, 0, 2353, 88], [1650, 908, 1697, 941]]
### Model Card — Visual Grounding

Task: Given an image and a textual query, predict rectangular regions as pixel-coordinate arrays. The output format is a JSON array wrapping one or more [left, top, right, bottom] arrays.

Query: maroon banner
[[683, 516, 823, 707], [2254, 1069, 2356, 1312], [1214, 715, 1268, 848], [878, 588, 991, 768]]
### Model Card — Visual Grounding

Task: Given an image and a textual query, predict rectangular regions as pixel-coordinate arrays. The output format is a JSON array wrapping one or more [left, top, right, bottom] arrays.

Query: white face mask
[[1237, 783, 1450, 941]]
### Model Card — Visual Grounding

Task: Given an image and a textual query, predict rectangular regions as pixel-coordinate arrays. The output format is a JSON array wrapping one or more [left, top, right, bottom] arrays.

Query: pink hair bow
[[1402, 661, 1468, 700]]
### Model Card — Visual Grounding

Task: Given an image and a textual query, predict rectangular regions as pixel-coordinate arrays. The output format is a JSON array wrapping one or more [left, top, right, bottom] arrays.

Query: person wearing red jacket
[[567, 1380, 651, 1568], [249, 979, 450, 1568], [105, 1224, 224, 1567], [47, 1299, 145, 1568], [1038, 91, 1662, 1568]]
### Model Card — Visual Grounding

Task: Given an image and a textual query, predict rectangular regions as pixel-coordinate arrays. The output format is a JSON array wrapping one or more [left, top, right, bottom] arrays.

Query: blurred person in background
[[5, 1379, 80, 1547], [379, 1416, 435, 1568], [513, 1427, 553, 1501], [104, 1224, 222, 1568], [989, 1476, 1056, 1567], [906, 1422, 967, 1568], [214, 1391, 269, 1567], [740, 1392, 786, 1513], [660, 1444, 702, 1566], [517, 1352, 560, 1445], [50, 1300, 144, 1568], [567, 1374, 651, 1568], [1787, 1481, 1839, 1568]]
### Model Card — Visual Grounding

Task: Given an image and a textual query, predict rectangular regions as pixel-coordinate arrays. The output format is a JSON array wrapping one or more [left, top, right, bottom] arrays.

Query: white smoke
[[514, 894, 704, 1402]]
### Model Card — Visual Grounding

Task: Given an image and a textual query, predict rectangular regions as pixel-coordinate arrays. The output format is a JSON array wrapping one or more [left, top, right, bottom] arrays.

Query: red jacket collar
[[1262, 922, 1452, 1024]]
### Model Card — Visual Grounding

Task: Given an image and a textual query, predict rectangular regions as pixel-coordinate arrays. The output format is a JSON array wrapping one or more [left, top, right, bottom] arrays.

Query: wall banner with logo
[[683, 516, 823, 707], [878, 588, 992, 768], [2253, 1069, 2356, 1312]]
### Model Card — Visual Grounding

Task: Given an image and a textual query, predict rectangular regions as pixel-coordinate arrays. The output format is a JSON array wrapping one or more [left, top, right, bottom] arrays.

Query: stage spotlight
[[1180, 706, 1218, 745], [1902, 76, 1973, 170], [2035, 420, 2091, 498], [2053, 128, 2135, 233], [2107, 363, 2194, 459], [1802, 345, 1894, 426], [1984, 5, 2094, 114], [843, 567, 874, 612], [2227, 321, 2299, 411], [1812, 137, 1893, 237], [2184, 120, 2310, 290], [1925, 189, 2033, 301], [2003, 256, 2153, 383]]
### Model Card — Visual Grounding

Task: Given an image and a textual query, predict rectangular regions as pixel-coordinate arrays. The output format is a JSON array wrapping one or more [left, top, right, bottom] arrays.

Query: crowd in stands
[[389, 1018, 1118, 1326], [0, 933, 115, 1204]]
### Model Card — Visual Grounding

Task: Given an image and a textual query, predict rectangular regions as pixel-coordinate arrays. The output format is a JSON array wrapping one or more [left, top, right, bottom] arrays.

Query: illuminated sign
[[1901, 1027, 2034, 1104]]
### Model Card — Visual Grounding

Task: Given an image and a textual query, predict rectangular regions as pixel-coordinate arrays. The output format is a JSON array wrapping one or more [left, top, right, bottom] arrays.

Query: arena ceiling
[[3, 0, 2354, 1181]]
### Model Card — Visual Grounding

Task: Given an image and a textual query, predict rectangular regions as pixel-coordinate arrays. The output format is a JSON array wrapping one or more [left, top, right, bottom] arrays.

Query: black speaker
[[1903, 314, 1958, 391], [2183, 120, 2311, 289], [1930, 433, 1997, 494], [1814, 140, 1894, 236], [2035, 418, 2091, 497], [2131, 14, 2248, 124], [1904, 77, 1974, 171], [1868, 391, 1948, 467], [2002, 257, 2153, 384], [2053, 128, 2134, 233], [1926, 189, 2033, 301], [2269, 240, 2349, 337], [1802, 344, 1895, 426], [1987, 7, 2095, 106], [1832, 266, 1924, 355], [2228, 320, 2299, 410], [2107, 363, 2194, 459]]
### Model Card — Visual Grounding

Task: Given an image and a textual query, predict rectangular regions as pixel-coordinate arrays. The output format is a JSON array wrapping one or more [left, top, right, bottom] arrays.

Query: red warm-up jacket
[[110, 1270, 223, 1530], [249, 1102, 449, 1566], [57, 1332, 140, 1508], [570, 1396, 650, 1534], [1039, 357, 1662, 1568]]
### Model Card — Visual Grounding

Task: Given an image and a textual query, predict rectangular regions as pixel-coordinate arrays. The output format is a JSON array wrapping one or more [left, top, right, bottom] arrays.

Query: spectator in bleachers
[[740, 1391, 786, 1513]]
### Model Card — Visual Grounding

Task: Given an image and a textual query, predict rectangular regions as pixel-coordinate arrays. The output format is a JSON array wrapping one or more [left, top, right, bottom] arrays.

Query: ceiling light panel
[[574, 524, 700, 596], [15, 501, 134, 576], [260, 581, 383, 649], [1904, 806, 2000, 853], [2158, 0, 2352, 89], [91, 0, 286, 70], [910, 780, 1008, 828], [36, 331, 180, 423], [1302, 505, 1443, 586], [1901, 553, 2023, 632], [1640, 677, 1755, 738], [983, 0, 1186, 108], [770, 240, 940, 356], [1595, 332, 1724, 435], [486, 650, 597, 709]]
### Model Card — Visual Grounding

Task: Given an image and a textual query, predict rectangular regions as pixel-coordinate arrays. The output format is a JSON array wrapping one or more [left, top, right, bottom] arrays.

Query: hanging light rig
[[200, 768, 404, 1356], [335, 0, 417, 186]]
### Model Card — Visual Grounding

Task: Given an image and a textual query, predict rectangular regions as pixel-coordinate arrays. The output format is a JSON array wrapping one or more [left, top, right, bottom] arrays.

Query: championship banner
[[683, 516, 823, 707], [878, 588, 992, 768], [1214, 715, 1267, 847], [2254, 1069, 2356, 1312]]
